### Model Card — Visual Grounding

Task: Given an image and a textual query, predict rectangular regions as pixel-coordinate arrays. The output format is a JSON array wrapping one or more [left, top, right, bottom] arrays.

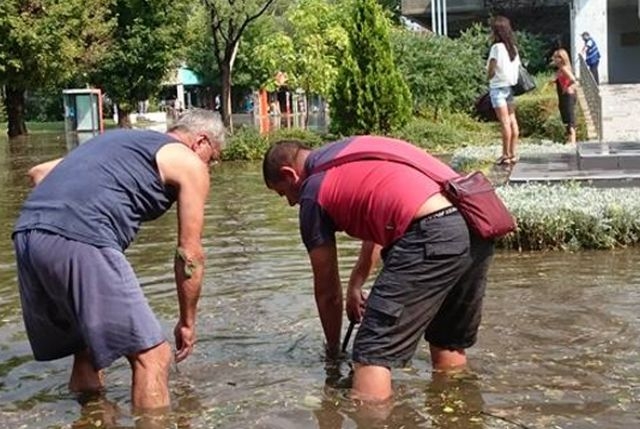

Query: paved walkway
[[600, 84, 640, 142], [506, 83, 640, 186]]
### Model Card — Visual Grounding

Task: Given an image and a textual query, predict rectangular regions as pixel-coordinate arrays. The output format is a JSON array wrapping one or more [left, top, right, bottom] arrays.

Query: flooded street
[[0, 134, 638, 428]]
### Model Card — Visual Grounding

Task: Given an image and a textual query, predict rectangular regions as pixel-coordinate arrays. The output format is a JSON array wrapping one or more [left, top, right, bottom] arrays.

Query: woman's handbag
[[512, 64, 536, 96], [474, 91, 497, 122], [310, 151, 516, 240]]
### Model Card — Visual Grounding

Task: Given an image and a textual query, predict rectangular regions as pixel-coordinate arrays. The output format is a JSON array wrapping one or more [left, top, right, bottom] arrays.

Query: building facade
[[402, 0, 640, 84]]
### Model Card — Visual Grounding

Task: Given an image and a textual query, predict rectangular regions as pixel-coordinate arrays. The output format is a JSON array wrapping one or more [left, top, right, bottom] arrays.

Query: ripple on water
[[1, 137, 640, 427]]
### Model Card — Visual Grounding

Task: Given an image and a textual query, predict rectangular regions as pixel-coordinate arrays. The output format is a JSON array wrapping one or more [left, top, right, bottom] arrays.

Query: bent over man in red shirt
[[262, 136, 494, 402]]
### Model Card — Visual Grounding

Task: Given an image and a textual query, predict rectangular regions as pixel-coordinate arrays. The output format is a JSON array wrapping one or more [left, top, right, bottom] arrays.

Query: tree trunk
[[220, 63, 233, 130], [116, 104, 132, 128], [6, 86, 28, 138]]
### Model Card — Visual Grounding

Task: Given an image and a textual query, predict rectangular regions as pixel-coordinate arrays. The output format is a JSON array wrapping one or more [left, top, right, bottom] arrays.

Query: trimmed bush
[[497, 184, 640, 251], [452, 143, 640, 251], [392, 111, 498, 154], [223, 126, 329, 161]]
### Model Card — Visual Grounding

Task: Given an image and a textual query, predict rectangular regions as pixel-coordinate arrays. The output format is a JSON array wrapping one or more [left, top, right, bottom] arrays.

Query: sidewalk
[[600, 84, 640, 142]]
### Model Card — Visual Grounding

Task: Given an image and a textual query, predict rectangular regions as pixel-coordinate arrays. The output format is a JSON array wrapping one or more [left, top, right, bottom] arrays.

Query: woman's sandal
[[495, 155, 511, 165]]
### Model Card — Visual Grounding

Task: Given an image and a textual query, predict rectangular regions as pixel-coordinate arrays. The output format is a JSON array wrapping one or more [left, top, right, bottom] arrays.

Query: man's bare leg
[[69, 349, 104, 393], [127, 341, 172, 411], [430, 345, 467, 372], [351, 363, 393, 402]]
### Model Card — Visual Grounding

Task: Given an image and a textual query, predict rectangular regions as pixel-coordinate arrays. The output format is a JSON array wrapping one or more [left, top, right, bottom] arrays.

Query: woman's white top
[[487, 42, 520, 88]]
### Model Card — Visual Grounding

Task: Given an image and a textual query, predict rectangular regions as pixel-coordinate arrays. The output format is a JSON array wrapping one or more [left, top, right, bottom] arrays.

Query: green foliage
[[183, 4, 220, 87], [516, 30, 548, 74], [497, 184, 640, 251], [201, 0, 279, 124], [454, 22, 550, 75], [222, 126, 327, 161], [515, 93, 557, 138], [0, 0, 113, 89], [392, 28, 486, 115], [515, 73, 587, 142], [330, 0, 411, 135], [376, 0, 401, 23], [284, 0, 348, 97], [222, 126, 268, 161], [392, 111, 498, 154], [90, 0, 192, 112], [236, 0, 347, 98], [25, 89, 64, 122]]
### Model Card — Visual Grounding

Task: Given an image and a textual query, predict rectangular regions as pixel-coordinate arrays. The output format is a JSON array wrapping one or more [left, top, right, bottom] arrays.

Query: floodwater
[[0, 133, 638, 429]]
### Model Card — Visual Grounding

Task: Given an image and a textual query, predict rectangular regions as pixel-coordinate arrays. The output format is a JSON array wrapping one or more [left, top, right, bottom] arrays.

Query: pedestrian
[[550, 48, 579, 144], [486, 15, 521, 165], [262, 136, 495, 402], [13, 109, 225, 411], [581, 31, 600, 84]]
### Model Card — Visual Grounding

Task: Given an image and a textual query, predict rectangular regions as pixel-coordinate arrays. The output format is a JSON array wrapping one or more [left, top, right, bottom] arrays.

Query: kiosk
[[62, 89, 104, 145]]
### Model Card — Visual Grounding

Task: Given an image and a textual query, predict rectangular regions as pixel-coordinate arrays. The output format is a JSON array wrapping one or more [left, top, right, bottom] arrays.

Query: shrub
[[222, 126, 269, 161], [393, 111, 498, 154], [497, 184, 640, 251], [392, 28, 486, 116], [330, 0, 411, 135], [223, 126, 329, 161]]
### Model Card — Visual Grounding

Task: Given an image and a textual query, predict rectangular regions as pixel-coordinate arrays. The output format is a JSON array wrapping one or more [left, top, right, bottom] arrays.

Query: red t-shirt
[[299, 135, 459, 250]]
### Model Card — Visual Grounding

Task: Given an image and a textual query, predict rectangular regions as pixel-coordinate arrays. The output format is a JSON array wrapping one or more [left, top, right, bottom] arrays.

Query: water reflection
[[0, 133, 639, 428]]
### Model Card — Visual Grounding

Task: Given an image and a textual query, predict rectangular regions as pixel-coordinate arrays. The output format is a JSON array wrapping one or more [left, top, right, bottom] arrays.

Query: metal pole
[[431, 0, 436, 34], [443, 0, 448, 36], [436, 0, 442, 34]]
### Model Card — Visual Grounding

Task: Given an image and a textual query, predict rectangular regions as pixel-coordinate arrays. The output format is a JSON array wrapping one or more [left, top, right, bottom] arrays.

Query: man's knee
[[128, 341, 172, 374]]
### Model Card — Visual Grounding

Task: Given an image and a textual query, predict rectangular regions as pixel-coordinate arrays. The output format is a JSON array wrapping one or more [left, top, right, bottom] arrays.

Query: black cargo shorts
[[352, 208, 494, 368]]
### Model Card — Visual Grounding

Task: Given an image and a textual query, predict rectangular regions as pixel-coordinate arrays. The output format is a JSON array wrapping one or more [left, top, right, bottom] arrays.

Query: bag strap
[[309, 150, 447, 184]]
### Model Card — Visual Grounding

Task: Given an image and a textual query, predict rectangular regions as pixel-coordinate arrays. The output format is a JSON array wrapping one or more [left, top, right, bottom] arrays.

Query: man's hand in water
[[346, 287, 367, 323], [174, 321, 196, 362]]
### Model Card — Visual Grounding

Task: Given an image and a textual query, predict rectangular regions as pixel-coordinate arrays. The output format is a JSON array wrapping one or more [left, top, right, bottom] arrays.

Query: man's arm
[[156, 143, 210, 362], [308, 242, 343, 358], [346, 240, 381, 323], [28, 158, 62, 186]]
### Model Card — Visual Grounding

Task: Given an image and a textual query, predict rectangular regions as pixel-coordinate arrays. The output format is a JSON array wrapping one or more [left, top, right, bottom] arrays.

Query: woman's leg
[[494, 105, 512, 161], [508, 109, 519, 160], [567, 125, 576, 144]]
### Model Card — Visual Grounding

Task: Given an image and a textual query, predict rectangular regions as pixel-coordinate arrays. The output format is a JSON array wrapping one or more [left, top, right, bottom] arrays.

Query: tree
[[202, 0, 279, 128], [330, 0, 411, 135], [90, 0, 192, 128], [284, 0, 348, 123], [0, 0, 112, 137]]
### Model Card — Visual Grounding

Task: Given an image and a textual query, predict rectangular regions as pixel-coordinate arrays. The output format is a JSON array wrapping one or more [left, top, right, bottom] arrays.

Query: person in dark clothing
[[13, 109, 225, 411]]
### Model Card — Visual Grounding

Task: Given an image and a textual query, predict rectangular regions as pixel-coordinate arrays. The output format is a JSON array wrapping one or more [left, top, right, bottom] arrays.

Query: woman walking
[[551, 48, 578, 144], [487, 16, 521, 165]]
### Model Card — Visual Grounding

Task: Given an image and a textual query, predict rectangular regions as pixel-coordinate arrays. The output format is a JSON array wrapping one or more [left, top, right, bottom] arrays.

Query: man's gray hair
[[169, 108, 226, 149]]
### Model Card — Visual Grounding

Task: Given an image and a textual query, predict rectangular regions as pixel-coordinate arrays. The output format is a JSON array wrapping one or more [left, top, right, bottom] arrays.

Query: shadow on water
[[0, 132, 639, 428]]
